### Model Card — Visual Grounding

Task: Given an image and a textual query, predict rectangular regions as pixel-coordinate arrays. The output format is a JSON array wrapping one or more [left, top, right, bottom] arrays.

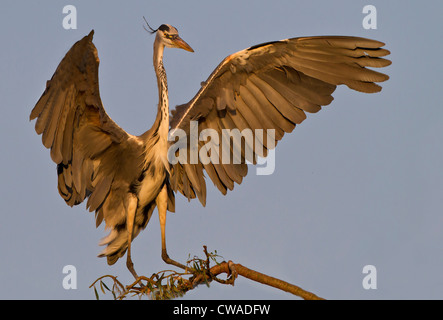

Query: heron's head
[[144, 18, 194, 52], [157, 24, 194, 52]]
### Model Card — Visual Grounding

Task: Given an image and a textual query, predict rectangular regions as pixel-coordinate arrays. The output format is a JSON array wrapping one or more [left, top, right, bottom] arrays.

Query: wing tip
[[88, 29, 95, 39]]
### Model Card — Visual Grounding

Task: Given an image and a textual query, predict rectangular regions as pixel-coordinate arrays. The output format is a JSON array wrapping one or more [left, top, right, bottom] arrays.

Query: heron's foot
[[126, 257, 139, 279], [161, 249, 187, 270]]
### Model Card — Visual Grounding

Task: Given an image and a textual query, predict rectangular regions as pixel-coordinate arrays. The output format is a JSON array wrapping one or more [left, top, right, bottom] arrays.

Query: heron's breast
[[136, 158, 167, 208]]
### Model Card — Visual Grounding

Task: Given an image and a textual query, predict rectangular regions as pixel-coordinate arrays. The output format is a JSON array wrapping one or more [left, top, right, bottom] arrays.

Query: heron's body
[[98, 30, 181, 270], [30, 22, 391, 278]]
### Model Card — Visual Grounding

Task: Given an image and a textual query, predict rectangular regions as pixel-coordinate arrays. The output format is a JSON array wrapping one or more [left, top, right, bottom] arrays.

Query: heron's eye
[[165, 34, 178, 40]]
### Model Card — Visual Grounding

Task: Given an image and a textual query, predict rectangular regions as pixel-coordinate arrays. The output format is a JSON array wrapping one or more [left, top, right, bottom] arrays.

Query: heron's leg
[[126, 193, 139, 279], [156, 185, 187, 270]]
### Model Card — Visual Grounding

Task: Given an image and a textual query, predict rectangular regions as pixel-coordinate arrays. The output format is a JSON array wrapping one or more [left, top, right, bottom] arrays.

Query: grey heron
[[30, 21, 390, 278]]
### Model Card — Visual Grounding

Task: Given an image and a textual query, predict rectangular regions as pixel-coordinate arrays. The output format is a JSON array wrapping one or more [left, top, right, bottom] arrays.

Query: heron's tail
[[98, 227, 131, 265], [98, 203, 156, 265]]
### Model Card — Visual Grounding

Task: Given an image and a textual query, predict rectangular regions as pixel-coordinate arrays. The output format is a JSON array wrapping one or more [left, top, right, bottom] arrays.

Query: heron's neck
[[152, 39, 169, 139]]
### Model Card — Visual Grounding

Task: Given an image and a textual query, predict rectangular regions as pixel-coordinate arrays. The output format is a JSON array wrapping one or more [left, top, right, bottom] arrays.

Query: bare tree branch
[[90, 246, 324, 300]]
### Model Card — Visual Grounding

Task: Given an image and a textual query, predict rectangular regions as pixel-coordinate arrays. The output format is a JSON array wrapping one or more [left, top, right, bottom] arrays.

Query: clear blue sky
[[1, 0, 442, 299]]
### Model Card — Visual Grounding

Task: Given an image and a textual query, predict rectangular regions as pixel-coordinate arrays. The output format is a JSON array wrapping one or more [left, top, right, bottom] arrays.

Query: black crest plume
[[143, 16, 157, 34]]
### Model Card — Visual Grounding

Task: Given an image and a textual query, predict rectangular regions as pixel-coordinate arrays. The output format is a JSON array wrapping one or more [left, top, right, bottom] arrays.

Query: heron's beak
[[174, 36, 194, 52]]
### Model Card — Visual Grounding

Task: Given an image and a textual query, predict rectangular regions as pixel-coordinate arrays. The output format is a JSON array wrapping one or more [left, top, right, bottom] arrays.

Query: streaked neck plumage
[[140, 33, 169, 144], [153, 34, 169, 136], [139, 34, 170, 171]]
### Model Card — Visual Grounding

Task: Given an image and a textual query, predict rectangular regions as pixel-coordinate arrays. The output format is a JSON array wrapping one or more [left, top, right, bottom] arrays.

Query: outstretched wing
[[30, 30, 144, 230], [169, 36, 391, 206]]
